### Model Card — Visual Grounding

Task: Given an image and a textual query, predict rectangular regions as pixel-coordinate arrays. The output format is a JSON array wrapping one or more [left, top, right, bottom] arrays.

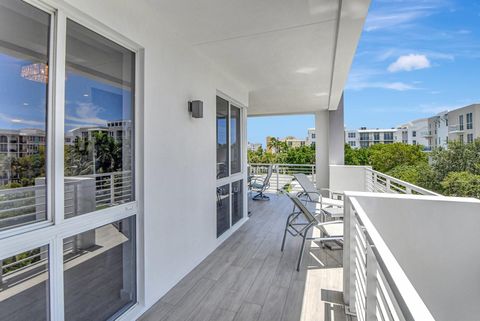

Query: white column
[[329, 94, 345, 165], [315, 111, 329, 190]]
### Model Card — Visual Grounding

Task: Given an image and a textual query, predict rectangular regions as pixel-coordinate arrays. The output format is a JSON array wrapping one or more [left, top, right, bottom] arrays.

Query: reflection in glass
[[232, 180, 243, 226], [64, 217, 136, 321], [216, 184, 230, 237], [0, 246, 50, 321], [0, 0, 50, 230], [216, 96, 229, 179], [64, 19, 135, 218], [231, 106, 241, 174]]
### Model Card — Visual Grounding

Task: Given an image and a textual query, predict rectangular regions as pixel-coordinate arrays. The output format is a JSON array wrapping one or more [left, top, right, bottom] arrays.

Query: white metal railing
[[344, 196, 435, 321], [249, 163, 315, 193], [365, 168, 439, 196], [448, 124, 464, 132], [0, 171, 133, 228]]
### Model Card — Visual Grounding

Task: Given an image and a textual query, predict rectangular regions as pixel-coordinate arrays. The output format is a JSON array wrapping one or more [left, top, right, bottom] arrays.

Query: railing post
[[0, 260, 3, 286], [366, 245, 379, 321], [110, 173, 115, 205], [386, 178, 391, 193], [373, 172, 378, 192], [276, 164, 279, 191]]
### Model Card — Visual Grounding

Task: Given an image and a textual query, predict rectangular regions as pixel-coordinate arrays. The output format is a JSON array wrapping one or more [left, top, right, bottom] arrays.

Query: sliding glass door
[[216, 95, 246, 237], [0, 1, 140, 320]]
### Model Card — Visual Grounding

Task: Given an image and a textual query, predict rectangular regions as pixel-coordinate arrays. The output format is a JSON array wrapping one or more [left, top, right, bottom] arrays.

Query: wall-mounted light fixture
[[188, 100, 203, 118]]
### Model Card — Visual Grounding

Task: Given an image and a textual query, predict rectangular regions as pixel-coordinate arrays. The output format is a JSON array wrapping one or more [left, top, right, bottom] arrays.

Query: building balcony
[[448, 125, 464, 133], [421, 131, 433, 137]]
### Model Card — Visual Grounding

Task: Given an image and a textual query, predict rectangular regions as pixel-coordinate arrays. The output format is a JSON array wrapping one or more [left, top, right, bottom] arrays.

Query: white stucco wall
[[355, 194, 480, 321], [61, 0, 249, 316]]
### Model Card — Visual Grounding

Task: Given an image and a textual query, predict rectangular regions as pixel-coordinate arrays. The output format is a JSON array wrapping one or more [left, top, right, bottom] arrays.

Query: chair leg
[[297, 232, 308, 271], [253, 191, 270, 201], [281, 213, 295, 252]]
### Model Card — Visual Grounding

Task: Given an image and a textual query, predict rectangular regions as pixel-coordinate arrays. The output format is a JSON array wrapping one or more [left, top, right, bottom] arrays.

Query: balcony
[[141, 163, 477, 321], [448, 124, 464, 134]]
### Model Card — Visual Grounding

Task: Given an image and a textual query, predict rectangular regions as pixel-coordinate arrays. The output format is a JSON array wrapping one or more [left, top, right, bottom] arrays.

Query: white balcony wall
[[354, 193, 480, 321], [61, 0, 249, 316], [329, 165, 370, 193]]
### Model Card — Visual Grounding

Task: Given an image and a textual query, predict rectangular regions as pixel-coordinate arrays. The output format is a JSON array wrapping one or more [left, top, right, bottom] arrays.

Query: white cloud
[[0, 113, 44, 127], [65, 103, 108, 126], [347, 81, 416, 91], [388, 54, 431, 72]]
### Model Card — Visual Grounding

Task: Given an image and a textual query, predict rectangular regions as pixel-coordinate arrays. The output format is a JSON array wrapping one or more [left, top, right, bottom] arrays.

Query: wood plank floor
[[139, 193, 348, 321]]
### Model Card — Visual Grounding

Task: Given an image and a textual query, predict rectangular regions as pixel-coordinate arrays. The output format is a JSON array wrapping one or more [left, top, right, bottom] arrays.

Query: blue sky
[[248, 0, 480, 145], [0, 51, 130, 133]]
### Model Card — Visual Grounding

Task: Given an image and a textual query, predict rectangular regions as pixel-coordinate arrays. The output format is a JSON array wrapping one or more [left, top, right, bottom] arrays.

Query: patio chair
[[281, 192, 343, 271], [293, 173, 344, 219], [250, 165, 273, 200]]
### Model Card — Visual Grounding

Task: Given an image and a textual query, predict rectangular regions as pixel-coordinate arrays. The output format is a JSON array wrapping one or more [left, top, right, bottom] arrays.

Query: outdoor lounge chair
[[281, 192, 343, 271], [250, 165, 273, 200], [293, 173, 344, 219]]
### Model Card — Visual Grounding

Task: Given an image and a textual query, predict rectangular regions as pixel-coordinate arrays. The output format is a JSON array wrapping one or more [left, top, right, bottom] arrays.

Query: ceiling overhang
[[148, 0, 370, 116]]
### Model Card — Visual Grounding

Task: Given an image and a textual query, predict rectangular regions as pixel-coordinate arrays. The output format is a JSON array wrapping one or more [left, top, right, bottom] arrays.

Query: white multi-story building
[[395, 118, 429, 147], [424, 111, 449, 149], [447, 104, 480, 145], [0, 128, 46, 158], [306, 128, 316, 146], [247, 142, 262, 151], [345, 127, 396, 148]]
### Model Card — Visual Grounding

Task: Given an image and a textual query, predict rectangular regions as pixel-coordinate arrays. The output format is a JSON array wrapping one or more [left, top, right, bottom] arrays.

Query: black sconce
[[188, 100, 203, 118]]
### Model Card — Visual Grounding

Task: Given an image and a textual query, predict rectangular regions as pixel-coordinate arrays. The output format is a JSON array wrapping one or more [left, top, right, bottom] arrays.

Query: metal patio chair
[[250, 164, 273, 200], [293, 173, 344, 220], [281, 192, 344, 271]]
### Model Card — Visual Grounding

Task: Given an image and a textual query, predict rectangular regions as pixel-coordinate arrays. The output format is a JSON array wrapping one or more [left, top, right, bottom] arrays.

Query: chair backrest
[[293, 173, 319, 202], [284, 192, 318, 224], [264, 165, 273, 185]]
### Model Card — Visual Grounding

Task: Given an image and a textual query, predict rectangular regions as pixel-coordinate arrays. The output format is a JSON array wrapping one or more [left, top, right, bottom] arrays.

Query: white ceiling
[[148, 0, 370, 115]]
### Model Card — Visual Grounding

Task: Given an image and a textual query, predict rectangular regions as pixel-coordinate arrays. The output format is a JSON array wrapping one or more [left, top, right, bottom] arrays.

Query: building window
[[467, 133, 474, 143], [311, 133, 316, 139], [348, 132, 356, 138], [216, 95, 245, 237], [412, 131, 417, 137], [0, 0, 49, 230], [413, 140, 417, 145], [230, 105, 242, 174], [467, 112, 473, 130], [349, 141, 356, 147], [384, 132, 393, 141], [373, 133, 380, 142], [459, 115, 464, 130], [459, 134, 464, 143], [360, 133, 369, 141], [0, 3, 140, 321], [216, 97, 229, 179]]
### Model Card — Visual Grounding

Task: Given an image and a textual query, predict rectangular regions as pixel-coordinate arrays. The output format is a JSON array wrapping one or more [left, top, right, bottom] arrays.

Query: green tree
[[430, 139, 480, 182], [369, 143, 427, 173], [441, 171, 480, 198], [387, 163, 441, 193], [344, 144, 370, 165]]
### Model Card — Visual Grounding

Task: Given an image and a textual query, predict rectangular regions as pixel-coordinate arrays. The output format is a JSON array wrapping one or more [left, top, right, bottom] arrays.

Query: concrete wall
[[329, 165, 369, 193], [329, 94, 344, 165], [355, 194, 480, 321], [62, 0, 249, 315]]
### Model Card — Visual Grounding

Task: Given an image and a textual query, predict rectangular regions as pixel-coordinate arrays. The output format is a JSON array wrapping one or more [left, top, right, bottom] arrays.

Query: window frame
[[215, 91, 247, 239], [0, 1, 145, 320]]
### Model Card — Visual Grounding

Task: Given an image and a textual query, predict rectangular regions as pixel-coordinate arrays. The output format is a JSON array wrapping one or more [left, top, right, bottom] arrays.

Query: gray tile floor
[[140, 193, 348, 321]]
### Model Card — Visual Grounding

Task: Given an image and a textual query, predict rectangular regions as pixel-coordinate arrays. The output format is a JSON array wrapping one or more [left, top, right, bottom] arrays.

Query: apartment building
[[395, 118, 429, 147], [0, 128, 46, 158], [447, 104, 480, 144], [424, 111, 449, 149], [247, 142, 262, 151], [346, 127, 396, 148], [306, 128, 316, 146], [266, 135, 309, 153]]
